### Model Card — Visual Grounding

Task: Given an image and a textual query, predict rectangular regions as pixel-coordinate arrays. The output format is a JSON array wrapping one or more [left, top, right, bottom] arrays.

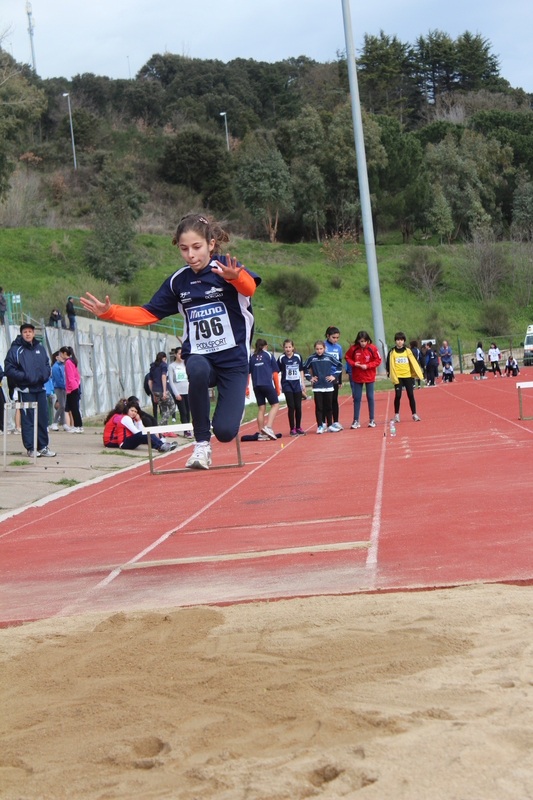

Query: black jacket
[[4, 335, 51, 391]]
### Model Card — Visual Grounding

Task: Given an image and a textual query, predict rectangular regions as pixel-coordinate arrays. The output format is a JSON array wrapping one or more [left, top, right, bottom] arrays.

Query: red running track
[[2, 372, 533, 625]]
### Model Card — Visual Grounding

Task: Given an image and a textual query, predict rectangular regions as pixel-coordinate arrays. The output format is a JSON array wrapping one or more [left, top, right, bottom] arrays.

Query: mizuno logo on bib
[[187, 303, 236, 354]]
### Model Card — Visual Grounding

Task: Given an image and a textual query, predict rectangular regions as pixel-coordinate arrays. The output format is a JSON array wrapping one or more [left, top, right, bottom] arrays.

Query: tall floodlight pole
[[341, 0, 387, 370], [219, 111, 229, 151], [25, 2, 37, 73], [62, 93, 77, 170]]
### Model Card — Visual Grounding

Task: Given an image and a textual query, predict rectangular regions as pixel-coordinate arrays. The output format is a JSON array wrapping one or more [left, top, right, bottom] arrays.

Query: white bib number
[[286, 365, 299, 380], [187, 303, 236, 354], [173, 365, 188, 382], [395, 356, 409, 365]]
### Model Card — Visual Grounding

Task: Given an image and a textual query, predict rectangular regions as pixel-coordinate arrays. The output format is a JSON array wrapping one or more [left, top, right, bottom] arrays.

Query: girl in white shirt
[[488, 343, 502, 377], [474, 342, 487, 380]]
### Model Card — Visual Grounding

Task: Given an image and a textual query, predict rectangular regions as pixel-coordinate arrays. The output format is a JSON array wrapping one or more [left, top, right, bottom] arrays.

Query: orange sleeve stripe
[[100, 305, 160, 326], [273, 372, 280, 395], [227, 269, 256, 297]]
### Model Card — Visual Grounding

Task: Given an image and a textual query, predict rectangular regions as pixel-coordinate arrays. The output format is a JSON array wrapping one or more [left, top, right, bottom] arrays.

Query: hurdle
[[517, 382, 533, 420], [144, 423, 244, 475], [3, 401, 39, 470]]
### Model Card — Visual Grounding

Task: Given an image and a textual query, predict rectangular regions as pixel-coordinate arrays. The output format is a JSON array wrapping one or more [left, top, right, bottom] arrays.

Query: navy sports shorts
[[254, 385, 279, 406]]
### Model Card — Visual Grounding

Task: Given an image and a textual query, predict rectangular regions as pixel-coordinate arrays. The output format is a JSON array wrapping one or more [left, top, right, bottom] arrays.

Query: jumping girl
[[103, 400, 177, 453], [345, 330, 381, 429], [323, 326, 343, 430], [277, 338, 306, 436], [81, 214, 261, 470], [249, 339, 280, 440]]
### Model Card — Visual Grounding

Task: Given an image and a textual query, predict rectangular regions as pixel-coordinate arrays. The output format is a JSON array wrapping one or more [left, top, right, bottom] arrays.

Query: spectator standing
[[249, 339, 280, 440], [409, 340, 423, 389], [323, 326, 344, 430], [277, 338, 307, 436], [0, 363, 5, 432], [149, 352, 175, 426], [50, 351, 70, 431], [345, 330, 381, 429], [66, 297, 76, 330], [59, 346, 83, 432], [0, 287, 6, 325], [4, 322, 56, 457], [474, 342, 487, 380], [388, 332, 423, 422], [439, 341, 452, 370], [488, 343, 502, 377], [168, 347, 191, 436], [425, 343, 439, 387], [303, 341, 341, 434]]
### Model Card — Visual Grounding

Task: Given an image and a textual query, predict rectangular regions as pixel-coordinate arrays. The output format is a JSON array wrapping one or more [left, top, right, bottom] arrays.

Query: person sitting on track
[[81, 213, 261, 470], [103, 399, 177, 453], [442, 362, 455, 383]]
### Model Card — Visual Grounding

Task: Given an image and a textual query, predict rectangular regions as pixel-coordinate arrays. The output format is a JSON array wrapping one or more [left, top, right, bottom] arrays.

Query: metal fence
[[1, 318, 177, 420]]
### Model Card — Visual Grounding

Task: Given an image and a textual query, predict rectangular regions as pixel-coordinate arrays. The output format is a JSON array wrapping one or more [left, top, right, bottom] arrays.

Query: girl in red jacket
[[345, 330, 381, 429]]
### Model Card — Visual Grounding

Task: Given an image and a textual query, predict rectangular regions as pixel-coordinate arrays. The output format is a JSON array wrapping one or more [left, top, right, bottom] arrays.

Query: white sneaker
[[74, 427, 84, 433], [261, 426, 277, 441], [257, 433, 270, 441], [351, 421, 360, 429], [333, 422, 343, 430], [39, 446, 56, 457], [185, 441, 212, 470], [368, 420, 376, 428], [412, 414, 421, 422], [316, 425, 325, 434], [50, 423, 59, 431], [394, 414, 400, 423], [63, 424, 73, 431], [160, 441, 178, 453], [327, 424, 340, 432]]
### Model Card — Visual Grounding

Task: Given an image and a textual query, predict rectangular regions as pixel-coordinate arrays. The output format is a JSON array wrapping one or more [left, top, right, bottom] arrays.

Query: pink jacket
[[64, 358, 80, 393]]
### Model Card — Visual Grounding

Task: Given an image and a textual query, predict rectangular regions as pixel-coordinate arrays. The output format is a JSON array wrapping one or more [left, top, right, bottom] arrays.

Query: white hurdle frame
[[517, 381, 533, 420], [143, 423, 244, 475], [3, 401, 39, 470]]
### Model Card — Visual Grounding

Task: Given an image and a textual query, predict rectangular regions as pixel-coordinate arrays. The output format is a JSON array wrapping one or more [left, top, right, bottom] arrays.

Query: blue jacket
[[51, 361, 65, 390], [303, 352, 341, 391], [4, 334, 51, 392]]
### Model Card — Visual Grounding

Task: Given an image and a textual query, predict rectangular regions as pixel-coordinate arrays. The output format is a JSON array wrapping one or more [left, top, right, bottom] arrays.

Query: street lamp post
[[219, 111, 229, 151], [62, 92, 77, 170], [341, 0, 387, 370]]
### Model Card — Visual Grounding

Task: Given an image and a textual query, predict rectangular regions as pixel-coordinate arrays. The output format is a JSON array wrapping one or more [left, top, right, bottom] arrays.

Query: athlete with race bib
[[80, 214, 261, 469], [387, 332, 423, 423]]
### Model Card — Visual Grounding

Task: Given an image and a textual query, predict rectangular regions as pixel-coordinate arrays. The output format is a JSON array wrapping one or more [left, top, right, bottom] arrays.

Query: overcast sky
[[3, 0, 533, 92]]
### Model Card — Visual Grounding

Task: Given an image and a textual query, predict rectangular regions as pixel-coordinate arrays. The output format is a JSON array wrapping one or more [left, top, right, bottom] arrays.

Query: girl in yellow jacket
[[388, 332, 424, 423]]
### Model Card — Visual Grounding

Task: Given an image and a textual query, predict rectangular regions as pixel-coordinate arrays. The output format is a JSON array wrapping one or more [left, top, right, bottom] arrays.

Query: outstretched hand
[[212, 253, 242, 281], [79, 292, 111, 317]]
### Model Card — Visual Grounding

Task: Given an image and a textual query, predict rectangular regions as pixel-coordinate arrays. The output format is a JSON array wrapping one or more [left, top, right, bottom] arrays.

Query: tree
[[428, 185, 454, 243], [84, 164, 146, 284], [455, 32, 500, 92], [399, 247, 444, 306], [357, 31, 419, 126], [512, 176, 533, 237], [235, 139, 293, 242], [160, 125, 233, 211], [461, 226, 508, 304], [424, 130, 514, 239]]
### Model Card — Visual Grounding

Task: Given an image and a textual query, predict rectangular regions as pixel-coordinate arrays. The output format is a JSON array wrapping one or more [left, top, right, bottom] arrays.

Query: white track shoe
[[185, 441, 212, 470]]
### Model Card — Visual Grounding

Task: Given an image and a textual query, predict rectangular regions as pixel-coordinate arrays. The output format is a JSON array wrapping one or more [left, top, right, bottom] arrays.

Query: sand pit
[[1, 583, 533, 799]]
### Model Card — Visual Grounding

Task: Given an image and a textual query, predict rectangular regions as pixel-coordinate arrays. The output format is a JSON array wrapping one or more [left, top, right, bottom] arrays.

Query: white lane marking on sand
[[93, 435, 303, 589], [182, 514, 371, 536], [121, 540, 371, 569], [366, 392, 390, 573]]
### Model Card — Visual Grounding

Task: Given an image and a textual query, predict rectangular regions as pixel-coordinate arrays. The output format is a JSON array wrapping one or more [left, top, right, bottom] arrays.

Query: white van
[[524, 325, 533, 366]]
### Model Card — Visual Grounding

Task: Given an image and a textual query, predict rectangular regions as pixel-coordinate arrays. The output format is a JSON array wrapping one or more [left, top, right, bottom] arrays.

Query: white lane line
[[93, 433, 304, 590], [120, 540, 371, 569], [366, 391, 390, 573], [442, 390, 533, 435]]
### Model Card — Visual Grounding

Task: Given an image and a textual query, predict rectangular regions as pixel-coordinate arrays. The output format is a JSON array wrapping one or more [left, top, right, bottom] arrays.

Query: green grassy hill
[[1, 227, 530, 356]]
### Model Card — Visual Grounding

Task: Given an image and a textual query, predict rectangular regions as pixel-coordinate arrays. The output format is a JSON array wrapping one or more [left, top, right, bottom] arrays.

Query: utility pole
[[25, 2, 37, 74], [62, 93, 77, 170], [341, 0, 387, 370], [219, 111, 229, 151]]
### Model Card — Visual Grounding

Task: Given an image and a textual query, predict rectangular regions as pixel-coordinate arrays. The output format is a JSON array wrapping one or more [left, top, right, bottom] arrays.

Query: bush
[[399, 247, 444, 307], [330, 275, 343, 289], [263, 269, 319, 307], [478, 302, 510, 336], [276, 301, 301, 332]]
